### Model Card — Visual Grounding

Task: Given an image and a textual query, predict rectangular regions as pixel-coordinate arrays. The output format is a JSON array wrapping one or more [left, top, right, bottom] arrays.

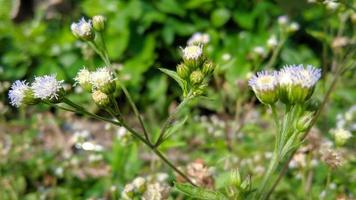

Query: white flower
[[31, 75, 64, 100], [331, 128, 352, 145], [288, 22, 300, 32], [279, 65, 321, 88], [267, 35, 278, 48], [74, 68, 91, 86], [222, 53, 231, 61], [90, 67, 115, 89], [324, 0, 339, 10], [278, 15, 289, 25], [253, 46, 266, 57], [187, 32, 210, 45], [71, 18, 94, 40], [8, 80, 30, 107], [249, 71, 278, 92], [182, 45, 203, 60]]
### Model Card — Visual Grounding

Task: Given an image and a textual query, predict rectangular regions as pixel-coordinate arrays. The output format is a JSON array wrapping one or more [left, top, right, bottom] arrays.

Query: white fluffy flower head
[[71, 18, 94, 39], [249, 71, 278, 92], [8, 80, 30, 107], [182, 45, 203, 60], [74, 68, 91, 85], [278, 15, 289, 25], [280, 65, 321, 88], [187, 32, 210, 45], [31, 75, 64, 100], [90, 67, 114, 89], [267, 35, 278, 48]]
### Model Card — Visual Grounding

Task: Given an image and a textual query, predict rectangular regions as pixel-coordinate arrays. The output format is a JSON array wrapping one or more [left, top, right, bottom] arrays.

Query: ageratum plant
[[8, 15, 325, 200], [9, 15, 215, 189]]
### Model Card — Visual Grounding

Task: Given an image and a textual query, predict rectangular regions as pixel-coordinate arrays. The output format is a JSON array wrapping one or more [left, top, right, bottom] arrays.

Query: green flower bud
[[202, 61, 215, 76], [190, 70, 204, 85], [177, 63, 190, 80], [296, 112, 314, 132], [92, 90, 111, 107], [92, 15, 106, 32], [22, 89, 39, 105]]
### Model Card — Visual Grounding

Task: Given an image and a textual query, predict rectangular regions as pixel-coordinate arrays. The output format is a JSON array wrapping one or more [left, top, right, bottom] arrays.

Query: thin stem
[[121, 85, 152, 144], [155, 97, 192, 147], [257, 154, 279, 200], [264, 35, 287, 69], [106, 108, 196, 186]]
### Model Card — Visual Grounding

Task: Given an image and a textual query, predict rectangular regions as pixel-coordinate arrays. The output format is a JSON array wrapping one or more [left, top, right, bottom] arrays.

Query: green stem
[[264, 35, 287, 69], [155, 97, 192, 147], [257, 154, 279, 200], [106, 108, 196, 186]]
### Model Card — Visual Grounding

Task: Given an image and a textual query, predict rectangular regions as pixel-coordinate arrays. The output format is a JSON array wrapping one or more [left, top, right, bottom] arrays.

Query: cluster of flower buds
[[249, 64, 321, 105], [177, 45, 215, 96], [71, 15, 106, 41], [74, 67, 116, 107], [8, 75, 64, 107]]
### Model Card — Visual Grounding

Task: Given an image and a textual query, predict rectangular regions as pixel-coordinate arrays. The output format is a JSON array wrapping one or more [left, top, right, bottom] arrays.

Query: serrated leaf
[[175, 183, 228, 200], [159, 68, 186, 93]]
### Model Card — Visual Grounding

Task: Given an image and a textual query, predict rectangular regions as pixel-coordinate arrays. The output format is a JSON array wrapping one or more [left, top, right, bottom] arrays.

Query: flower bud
[[331, 128, 352, 146], [202, 61, 215, 76], [92, 90, 111, 107], [121, 184, 135, 199], [190, 70, 204, 85], [176, 63, 190, 80], [92, 15, 106, 31], [296, 112, 314, 132]]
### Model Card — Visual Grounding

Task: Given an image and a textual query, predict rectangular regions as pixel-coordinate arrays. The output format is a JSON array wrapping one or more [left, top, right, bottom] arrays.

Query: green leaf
[[175, 183, 228, 200], [159, 68, 187, 93], [162, 116, 188, 141], [211, 8, 231, 27]]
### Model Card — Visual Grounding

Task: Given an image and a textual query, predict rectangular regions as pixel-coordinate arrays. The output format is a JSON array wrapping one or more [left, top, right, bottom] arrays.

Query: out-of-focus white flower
[[82, 141, 104, 152], [331, 128, 352, 146], [182, 45, 203, 60], [187, 32, 210, 45], [142, 183, 170, 200], [71, 18, 94, 40], [253, 46, 265, 57], [31, 75, 64, 101], [267, 35, 278, 48], [92, 15, 106, 31], [278, 15, 289, 25], [132, 177, 146, 192], [288, 22, 300, 32], [121, 184, 135, 199], [222, 53, 231, 61], [324, 0, 339, 10], [55, 167, 64, 177]]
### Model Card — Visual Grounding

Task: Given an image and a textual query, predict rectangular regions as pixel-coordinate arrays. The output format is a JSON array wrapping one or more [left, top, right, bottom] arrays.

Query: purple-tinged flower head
[[249, 70, 279, 105], [31, 75, 64, 102], [187, 32, 210, 46], [71, 18, 94, 40], [278, 64, 321, 104], [8, 80, 37, 107]]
